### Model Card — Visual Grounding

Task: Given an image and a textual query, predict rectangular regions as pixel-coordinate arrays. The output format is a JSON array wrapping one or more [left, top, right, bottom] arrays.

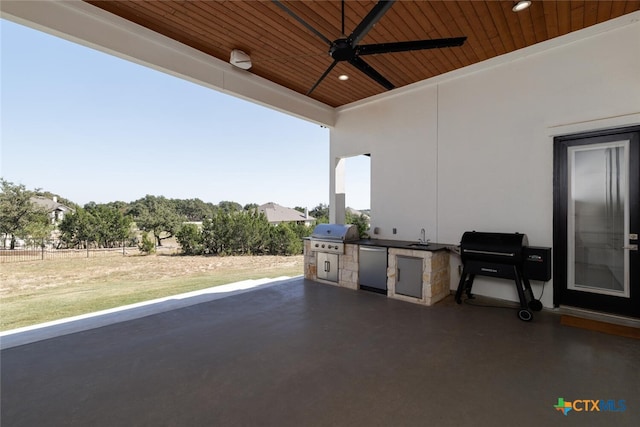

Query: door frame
[[553, 125, 640, 318]]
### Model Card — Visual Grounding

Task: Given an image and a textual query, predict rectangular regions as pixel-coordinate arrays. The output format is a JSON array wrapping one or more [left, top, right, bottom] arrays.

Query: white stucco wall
[[331, 13, 640, 307]]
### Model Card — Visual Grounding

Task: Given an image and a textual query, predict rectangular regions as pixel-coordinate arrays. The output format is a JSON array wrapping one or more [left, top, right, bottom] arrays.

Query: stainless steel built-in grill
[[309, 224, 359, 283], [455, 231, 549, 321], [309, 223, 360, 255]]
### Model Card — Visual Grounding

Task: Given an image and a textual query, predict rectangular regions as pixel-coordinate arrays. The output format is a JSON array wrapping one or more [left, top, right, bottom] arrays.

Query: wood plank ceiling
[[86, 1, 640, 107]]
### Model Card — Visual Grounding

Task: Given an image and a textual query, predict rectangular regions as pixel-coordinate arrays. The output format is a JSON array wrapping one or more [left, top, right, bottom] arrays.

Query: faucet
[[419, 228, 426, 244]]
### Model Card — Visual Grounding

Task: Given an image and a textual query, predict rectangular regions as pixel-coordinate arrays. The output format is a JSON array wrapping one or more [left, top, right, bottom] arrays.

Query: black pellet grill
[[455, 231, 551, 321]]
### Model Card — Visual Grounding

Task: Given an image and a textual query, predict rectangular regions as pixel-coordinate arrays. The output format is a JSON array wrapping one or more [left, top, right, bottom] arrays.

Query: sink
[[407, 243, 430, 247]]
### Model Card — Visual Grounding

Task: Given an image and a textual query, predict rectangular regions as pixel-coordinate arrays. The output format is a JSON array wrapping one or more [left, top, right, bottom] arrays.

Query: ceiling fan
[[272, 0, 467, 95]]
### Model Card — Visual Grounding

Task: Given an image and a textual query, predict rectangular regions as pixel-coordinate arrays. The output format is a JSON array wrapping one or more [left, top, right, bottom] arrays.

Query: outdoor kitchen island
[[304, 238, 451, 307]]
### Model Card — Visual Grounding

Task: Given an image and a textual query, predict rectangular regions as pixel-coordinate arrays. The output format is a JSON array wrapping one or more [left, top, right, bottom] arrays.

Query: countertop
[[354, 239, 452, 252]]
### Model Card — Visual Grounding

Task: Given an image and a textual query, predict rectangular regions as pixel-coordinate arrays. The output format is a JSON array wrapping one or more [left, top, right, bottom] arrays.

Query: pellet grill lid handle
[[463, 249, 515, 257]]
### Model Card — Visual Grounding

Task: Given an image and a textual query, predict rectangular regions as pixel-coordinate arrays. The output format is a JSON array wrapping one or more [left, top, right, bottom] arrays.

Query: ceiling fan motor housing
[[330, 39, 356, 61]]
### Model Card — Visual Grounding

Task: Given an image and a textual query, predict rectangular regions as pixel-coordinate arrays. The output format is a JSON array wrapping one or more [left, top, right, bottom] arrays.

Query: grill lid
[[460, 231, 528, 264], [311, 224, 359, 241]]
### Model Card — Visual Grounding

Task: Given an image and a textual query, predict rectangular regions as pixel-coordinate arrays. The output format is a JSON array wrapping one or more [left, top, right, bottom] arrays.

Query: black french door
[[553, 126, 639, 318]]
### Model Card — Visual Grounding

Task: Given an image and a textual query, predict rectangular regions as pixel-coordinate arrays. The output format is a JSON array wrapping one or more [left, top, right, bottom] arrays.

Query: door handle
[[622, 244, 638, 251], [324, 260, 330, 272]]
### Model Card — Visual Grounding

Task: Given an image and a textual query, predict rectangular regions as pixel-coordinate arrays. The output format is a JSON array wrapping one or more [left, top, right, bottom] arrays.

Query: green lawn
[[0, 254, 303, 331]]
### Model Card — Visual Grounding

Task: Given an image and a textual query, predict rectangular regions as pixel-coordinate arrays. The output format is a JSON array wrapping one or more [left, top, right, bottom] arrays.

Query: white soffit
[[0, 0, 336, 127]]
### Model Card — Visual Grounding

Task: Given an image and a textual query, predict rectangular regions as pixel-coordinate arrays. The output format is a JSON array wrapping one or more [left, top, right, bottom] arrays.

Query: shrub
[[138, 231, 156, 255], [180, 211, 306, 257], [267, 222, 303, 255], [176, 223, 203, 255], [346, 211, 370, 238]]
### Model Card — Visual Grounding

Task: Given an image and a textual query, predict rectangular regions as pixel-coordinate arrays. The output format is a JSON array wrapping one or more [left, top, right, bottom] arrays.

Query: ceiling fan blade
[[348, 0, 396, 47], [307, 60, 339, 95], [341, 0, 345, 36], [272, 0, 332, 46], [357, 37, 467, 56], [349, 56, 395, 91]]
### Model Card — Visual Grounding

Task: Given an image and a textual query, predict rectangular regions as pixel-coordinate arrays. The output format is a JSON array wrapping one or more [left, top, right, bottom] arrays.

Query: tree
[[101, 200, 130, 213], [85, 204, 133, 248], [231, 208, 270, 254], [289, 222, 313, 240], [200, 214, 224, 255], [217, 200, 242, 213], [199, 209, 270, 255], [176, 223, 203, 255], [58, 208, 94, 248], [267, 222, 303, 255], [129, 195, 182, 246], [58, 204, 132, 248], [310, 203, 329, 224], [346, 211, 370, 238], [138, 231, 156, 255], [0, 179, 49, 249], [174, 198, 217, 221], [22, 212, 53, 244]]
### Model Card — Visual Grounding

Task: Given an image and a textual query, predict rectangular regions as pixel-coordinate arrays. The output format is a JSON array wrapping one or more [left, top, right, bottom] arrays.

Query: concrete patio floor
[[2, 278, 639, 426]]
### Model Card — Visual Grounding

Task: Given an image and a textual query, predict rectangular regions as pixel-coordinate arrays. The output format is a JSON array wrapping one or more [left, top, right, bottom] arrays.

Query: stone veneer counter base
[[387, 248, 450, 306], [304, 239, 451, 306]]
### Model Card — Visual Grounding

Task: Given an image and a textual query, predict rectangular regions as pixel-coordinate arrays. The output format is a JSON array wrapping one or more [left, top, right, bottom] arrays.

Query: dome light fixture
[[338, 74, 349, 81], [229, 49, 252, 70], [512, 1, 532, 12]]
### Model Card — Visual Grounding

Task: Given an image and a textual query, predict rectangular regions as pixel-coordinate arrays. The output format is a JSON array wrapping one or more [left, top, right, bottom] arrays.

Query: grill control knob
[[321, 244, 325, 248], [315, 243, 319, 248]]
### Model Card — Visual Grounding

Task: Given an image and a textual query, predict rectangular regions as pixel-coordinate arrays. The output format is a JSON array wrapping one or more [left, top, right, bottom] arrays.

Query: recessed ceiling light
[[512, 1, 532, 12], [338, 74, 349, 81]]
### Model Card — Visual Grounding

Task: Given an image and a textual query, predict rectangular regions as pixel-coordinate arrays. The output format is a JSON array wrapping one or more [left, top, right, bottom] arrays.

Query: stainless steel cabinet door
[[317, 253, 338, 282], [396, 256, 423, 298], [358, 246, 388, 290]]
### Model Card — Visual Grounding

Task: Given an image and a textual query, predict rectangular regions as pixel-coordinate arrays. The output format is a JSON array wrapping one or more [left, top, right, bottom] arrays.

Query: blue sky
[[1, 19, 370, 210]]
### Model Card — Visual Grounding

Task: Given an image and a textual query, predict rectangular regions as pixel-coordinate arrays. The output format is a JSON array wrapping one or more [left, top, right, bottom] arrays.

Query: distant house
[[30, 196, 73, 225], [258, 202, 315, 226], [346, 207, 370, 220]]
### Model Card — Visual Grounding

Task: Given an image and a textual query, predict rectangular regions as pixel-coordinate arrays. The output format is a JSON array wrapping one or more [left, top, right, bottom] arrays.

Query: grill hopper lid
[[311, 224, 360, 241]]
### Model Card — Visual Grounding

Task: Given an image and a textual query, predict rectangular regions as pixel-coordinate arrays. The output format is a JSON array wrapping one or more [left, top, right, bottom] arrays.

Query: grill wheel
[[518, 309, 533, 322]]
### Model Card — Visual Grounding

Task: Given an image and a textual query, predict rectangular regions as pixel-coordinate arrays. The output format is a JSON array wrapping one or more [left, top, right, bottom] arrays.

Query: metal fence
[[0, 240, 135, 263]]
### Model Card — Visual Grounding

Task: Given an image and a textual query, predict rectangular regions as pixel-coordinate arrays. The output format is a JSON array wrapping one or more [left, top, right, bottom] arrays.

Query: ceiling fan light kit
[[230, 49, 252, 70], [272, 0, 466, 96]]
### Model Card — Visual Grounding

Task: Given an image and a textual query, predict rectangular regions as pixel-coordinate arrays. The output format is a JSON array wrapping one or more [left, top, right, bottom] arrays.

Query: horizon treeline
[[2, 178, 336, 253], [35, 191, 327, 223]]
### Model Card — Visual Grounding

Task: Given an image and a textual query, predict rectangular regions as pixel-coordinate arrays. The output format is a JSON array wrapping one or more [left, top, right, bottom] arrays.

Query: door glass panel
[[568, 141, 629, 297]]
